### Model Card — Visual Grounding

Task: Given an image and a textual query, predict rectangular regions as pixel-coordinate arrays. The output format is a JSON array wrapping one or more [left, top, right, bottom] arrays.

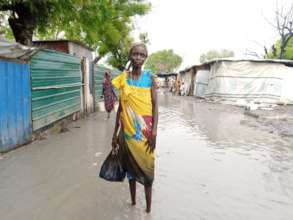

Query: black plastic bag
[[99, 151, 126, 182]]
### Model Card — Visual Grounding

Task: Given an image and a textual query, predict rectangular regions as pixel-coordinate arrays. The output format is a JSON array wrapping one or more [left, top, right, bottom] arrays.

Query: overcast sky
[[133, 0, 292, 69]]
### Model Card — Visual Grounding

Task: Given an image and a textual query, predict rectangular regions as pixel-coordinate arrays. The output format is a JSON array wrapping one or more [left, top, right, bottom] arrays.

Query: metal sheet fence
[[0, 60, 32, 152], [31, 50, 81, 131]]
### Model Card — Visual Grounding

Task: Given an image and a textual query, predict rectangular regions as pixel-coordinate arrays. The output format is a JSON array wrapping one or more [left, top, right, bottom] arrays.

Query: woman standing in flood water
[[111, 43, 158, 213]]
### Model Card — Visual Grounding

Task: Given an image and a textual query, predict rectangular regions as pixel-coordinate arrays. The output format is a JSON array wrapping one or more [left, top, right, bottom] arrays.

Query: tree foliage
[[266, 38, 293, 60], [0, 0, 151, 70], [145, 49, 182, 74], [272, 3, 293, 59], [199, 49, 234, 63], [0, 11, 13, 39], [264, 2, 293, 59], [106, 35, 133, 71], [0, 0, 58, 45]]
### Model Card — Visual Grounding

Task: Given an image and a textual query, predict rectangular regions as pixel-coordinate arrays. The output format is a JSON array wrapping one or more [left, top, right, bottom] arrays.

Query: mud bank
[[244, 105, 293, 139]]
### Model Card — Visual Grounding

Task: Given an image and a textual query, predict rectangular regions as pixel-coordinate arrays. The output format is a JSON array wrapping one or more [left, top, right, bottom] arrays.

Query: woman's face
[[130, 46, 147, 68], [105, 72, 110, 78]]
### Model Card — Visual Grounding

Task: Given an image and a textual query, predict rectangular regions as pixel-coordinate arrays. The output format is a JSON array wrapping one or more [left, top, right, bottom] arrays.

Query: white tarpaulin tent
[[203, 59, 293, 104], [281, 72, 293, 103]]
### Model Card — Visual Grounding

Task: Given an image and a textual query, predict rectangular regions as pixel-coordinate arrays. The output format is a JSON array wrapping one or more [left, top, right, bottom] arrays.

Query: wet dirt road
[[1, 93, 293, 220]]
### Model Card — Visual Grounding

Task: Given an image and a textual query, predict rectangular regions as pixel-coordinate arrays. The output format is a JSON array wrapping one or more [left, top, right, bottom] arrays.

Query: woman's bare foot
[[144, 185, 152, 213], [129, 180, 136, 206]]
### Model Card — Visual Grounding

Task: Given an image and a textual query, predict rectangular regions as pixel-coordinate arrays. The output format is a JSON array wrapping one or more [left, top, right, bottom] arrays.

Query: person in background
[[102, 71, 116, 119], [111, 43, 159, 213]]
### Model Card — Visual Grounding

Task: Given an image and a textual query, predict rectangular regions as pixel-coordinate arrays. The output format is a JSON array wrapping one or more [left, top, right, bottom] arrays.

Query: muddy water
[[1, 94, 293, 220]]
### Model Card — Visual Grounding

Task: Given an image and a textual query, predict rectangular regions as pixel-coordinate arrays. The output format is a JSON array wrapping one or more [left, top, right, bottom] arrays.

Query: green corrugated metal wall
[[31, 50, 81, 131], [112, 69, 120, 77], [94, 65, 120, 103], [94, 65, 106, 103]]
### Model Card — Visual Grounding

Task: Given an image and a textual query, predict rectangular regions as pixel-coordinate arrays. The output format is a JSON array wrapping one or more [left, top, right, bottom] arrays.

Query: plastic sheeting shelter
[[179, 68, 194, 96], [194, 70, 209, 97], [204, 59, 293, 104], [0, 41, 83, 132]]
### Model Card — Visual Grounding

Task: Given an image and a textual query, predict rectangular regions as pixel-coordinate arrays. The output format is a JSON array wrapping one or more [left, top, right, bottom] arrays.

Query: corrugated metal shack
[[33, 40, 94, 61], [33, 40, 95, 114], [0, 40, 122, 152], [32, 40, 122, 112], [0, 41, 83, 152]]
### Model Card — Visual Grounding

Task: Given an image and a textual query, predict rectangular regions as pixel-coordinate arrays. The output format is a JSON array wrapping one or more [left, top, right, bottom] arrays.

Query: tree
[[265, 2, 293, 59], [199, 49, 234, 63], [0, 0, 58, 45], [266, 37, 293, 60], [106, 35, 134, 71], [145, 49, 182, 74], [0, 0, 151, 70]]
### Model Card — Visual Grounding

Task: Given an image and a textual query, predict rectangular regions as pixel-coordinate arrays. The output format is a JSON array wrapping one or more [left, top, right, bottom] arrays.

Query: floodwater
[[1, 93, 293, 220]]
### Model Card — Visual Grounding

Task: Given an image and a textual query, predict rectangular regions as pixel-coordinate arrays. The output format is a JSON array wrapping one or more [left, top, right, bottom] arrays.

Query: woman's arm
[[149, 77, 158, 152], [112, 100, 122, 150], [111, 86, 118, 100]]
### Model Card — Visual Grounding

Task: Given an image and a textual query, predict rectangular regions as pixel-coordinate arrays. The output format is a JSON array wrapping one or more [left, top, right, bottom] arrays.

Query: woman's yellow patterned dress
[[112, 70, 154, 185]]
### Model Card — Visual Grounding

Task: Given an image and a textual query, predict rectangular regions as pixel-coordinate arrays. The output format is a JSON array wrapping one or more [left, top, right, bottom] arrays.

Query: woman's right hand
[[112, 135, 119, 155]]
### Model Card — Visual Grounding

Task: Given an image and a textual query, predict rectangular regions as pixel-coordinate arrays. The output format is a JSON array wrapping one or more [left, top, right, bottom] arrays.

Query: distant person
[[111, 43, 159, 213], [102, 71, 115, 119]]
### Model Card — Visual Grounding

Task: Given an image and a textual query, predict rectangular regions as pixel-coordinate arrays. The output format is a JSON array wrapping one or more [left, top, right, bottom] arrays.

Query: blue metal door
[[0, 60, 32, 152]]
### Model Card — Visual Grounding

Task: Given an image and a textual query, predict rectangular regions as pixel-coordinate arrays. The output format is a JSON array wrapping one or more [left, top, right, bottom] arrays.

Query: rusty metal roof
[[33, 40, 94, 52]]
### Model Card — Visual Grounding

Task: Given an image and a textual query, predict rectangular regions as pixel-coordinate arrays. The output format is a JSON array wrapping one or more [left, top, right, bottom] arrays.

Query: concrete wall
[[68, 42, 93, 62], [69, 42, 95, 113]]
